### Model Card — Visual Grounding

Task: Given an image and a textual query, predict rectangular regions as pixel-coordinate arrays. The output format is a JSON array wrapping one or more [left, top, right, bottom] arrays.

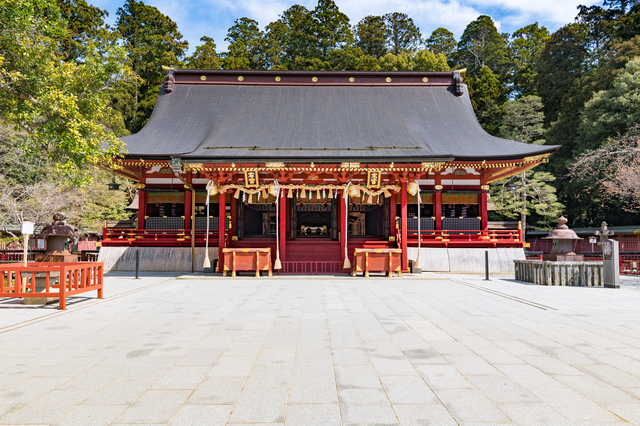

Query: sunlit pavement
[[1, 271, 640, 425]]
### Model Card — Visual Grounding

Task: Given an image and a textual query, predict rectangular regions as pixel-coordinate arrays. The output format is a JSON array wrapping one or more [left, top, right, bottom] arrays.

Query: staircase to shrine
[[228, 236, 395, 274]]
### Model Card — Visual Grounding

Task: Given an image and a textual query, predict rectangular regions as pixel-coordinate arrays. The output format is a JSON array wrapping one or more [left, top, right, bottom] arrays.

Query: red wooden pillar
[[137, 191, 146, 231], [434, 171, 442, 232], [279, 192, 287, 262], [401, 181, 408, 271], [389, 194, 397, 239], [218, 191, 226, 271], [184, 174, 192, 233], [480, 170, 488, 233], [339, 191, 347, 265], [230, 195, 237, 238]]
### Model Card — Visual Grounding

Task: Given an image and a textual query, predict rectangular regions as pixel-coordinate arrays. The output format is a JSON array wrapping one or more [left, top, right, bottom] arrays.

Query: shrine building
[[99, 69, 558, 274]]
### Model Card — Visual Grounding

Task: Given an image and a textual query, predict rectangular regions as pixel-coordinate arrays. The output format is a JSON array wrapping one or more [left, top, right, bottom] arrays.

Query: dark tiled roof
[[121, 70, 558, 162]]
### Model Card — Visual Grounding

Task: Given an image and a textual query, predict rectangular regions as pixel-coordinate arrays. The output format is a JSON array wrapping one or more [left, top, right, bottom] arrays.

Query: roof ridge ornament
[[163, 68, 176, 94], [453, 71, 464, 96]]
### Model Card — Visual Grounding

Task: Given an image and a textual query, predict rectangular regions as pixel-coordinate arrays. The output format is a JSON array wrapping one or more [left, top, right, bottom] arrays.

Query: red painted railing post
[[59, 265, 66, 310]]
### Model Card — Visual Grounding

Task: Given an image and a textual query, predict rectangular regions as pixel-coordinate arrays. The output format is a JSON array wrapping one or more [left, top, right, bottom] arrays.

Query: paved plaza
[[1, 272, 640, 425]]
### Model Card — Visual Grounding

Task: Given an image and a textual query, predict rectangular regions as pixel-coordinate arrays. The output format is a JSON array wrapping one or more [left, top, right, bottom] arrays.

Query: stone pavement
[[1, 272, 640, 425]]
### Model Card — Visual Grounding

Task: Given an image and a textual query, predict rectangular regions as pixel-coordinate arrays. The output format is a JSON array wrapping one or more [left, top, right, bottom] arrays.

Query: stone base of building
[[407, 247, 526, 274], [99, 247, 219, 272]]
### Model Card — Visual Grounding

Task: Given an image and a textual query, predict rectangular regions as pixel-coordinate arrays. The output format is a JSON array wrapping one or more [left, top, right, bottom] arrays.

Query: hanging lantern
[[348, 185, 360, 198], [407, 181, 419, 196], [208, 182, 219, 197], [268, 183, 278, 197], [508, 182, 518, 194], [107, 179, 120, 191]]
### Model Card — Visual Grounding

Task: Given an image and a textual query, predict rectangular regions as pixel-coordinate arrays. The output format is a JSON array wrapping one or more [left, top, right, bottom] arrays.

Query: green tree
[[1, 0, 129, 184], [384, 13, 421, 55], [453, 15, 508, 77], [510, 23, 550, 96], [378, 50, 448, 71], [186, 36, 221, 69], [426, 28, 456, 58], [354, 15, 388, 58], [499, 95, 545, 144], [222, 18, 267, 70], [57, 0, 114, 62], [265, 5, 315, 69], [327, 46, 380, 70], [469, 66, 505, 135], [311, 0, 352, 60], [490, 171, 564, 229], [115, 0, 188, 133], [578, 57, 640, 151]]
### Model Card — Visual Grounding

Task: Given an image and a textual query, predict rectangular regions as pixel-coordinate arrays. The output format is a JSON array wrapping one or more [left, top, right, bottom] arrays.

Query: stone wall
[[98, 247, 218, 272], [408, 247, 526, 274]]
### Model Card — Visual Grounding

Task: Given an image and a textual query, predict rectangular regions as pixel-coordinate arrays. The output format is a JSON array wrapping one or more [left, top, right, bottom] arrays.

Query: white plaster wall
[[409, 247, 525, 274]]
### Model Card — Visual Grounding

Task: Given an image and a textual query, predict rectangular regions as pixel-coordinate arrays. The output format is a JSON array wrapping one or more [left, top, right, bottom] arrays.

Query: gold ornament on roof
[[237, 76, 244, 81], [312, 77, 318, 82], [275, 76, 281, 82], [422, 77, 429, 82], [200, 75, 206, 81], [349, 77, 355, 83]]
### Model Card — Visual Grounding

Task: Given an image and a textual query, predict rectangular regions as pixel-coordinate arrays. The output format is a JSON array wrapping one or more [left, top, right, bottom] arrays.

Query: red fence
[[404, 229, 523, 247], [101, 228, 221, 247], [0, 262, 103, 310]]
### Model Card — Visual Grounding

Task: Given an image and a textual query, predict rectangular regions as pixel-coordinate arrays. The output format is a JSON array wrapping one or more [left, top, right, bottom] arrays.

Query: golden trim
[[481, 184, 489, 190], [237, 76, 244, 81], [435, 185, 443, 190], [341, 162, 360, 169], [275, 76, 281, 82], [183, 163, 204, 172], [265, 162, 285, 169], [421, 161, 445, 171], [422, 77, 429, 82], [136, 183, 145, 189], [523, 153, 551, 163], [200, 75, 206, 81], [312, 76, 318, 82], [349, 77, 355, 83]]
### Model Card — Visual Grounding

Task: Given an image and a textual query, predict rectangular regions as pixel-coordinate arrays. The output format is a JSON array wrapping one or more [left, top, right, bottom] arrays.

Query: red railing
[[403, 229, 523, 246], [281, 261, 343, 274], [101, 228, 221, 247], [0, 262, 103, 310], [0, 250, 46, 263]]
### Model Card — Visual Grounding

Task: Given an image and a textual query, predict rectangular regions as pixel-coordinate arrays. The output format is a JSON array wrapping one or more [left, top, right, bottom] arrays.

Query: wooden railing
[[101, 228, 221, 247], [403, 229, 523, 246], [0, 262, 103, 309]]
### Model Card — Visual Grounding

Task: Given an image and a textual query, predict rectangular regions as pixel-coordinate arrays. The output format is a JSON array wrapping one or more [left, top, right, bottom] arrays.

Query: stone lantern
[[542, 216, 583, 261], [34, 213, 79, 263]]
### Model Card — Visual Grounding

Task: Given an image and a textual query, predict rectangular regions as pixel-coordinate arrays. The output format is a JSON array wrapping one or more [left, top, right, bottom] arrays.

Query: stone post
[[595, 222, 620, 289]]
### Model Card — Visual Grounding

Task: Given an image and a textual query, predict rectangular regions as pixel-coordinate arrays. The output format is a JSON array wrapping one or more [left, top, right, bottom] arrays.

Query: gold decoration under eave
[[349, 77, 355, 82], [523, 153, 551, 163], [435, 184, 443, 190], [244, 170, 259, 188], [216, 183, 400, 202], [136, 183, 146, 189], [341, 162, 360, 169], [422, 77, 429, 82], [367, 171, 381, 188], [265, 162, 285, 169], [421, 161, 446, 171]]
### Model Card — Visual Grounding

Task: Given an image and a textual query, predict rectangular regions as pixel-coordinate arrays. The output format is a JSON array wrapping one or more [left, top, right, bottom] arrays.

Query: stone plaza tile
[[0, 389, 93, 425], [339, 403, 398, 424], [434, 388, 511, 423], [392, 404, 458, 425], [284, 404, 340, 426], [553, 374, 640, 404], [150, 365, 210, 390], [227, 388, 288, 423], [82, 376, 158, 406], [121, 356, 180, 379], [0, 377, 68, 406], [51, 404, 127, 426], [255, 348, 296, 366], [292, 355, 333, 376], [414, 364, 474, 389], [330, 348, 370, 366], [380, 375, 439, 404], [465, 374, 539, 405], [208, 356, 256, 376], [186, 376, 246, 405], [177, 348, 224, 366], [288, 375, 337, 404], [244, 365, 292, 389], [113, 389, 191, 424], [497, 403, 574, 426], [334, 365, 382, 389], [167, 404, 232, 426]]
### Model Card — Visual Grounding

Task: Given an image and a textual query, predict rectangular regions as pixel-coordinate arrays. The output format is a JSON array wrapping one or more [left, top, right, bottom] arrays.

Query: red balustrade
[[0, 262, 103, 310]]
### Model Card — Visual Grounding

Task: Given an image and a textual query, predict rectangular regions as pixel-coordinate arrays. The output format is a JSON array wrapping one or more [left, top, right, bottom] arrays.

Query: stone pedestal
[[603, 240, 620, 289], [22, 274, 60, 306]]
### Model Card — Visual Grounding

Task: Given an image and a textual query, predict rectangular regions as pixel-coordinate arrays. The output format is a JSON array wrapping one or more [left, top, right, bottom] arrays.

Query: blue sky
[[92, 0, 600, 53]]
